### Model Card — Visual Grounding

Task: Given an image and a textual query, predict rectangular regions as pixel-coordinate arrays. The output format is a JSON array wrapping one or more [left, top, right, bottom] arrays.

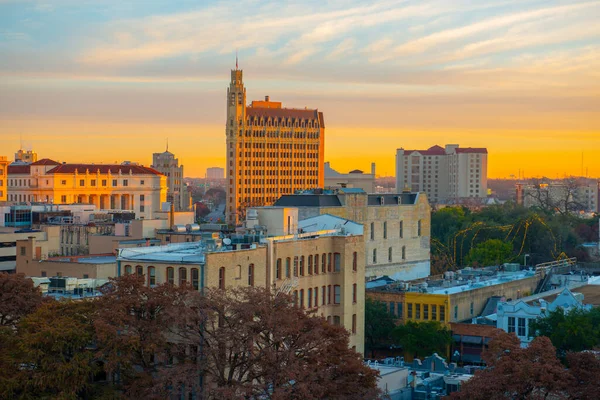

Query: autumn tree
[[565, 351, 600, 399], [168, 287, 380, 400], [450, 332, 572, 400], [391, 320, 451, 359], [364, 297, 396, 358], [94, 274, 190, 399], [0, 273, 43, 328]]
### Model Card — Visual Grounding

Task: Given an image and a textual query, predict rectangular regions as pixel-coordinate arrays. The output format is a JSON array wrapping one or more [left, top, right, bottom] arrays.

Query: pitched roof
[[455, 148, 487, 154], [45, 164, 163, 175], [31, 158, 60, 165], [8, 165, 30, 174], [402, 145, 446, 156]]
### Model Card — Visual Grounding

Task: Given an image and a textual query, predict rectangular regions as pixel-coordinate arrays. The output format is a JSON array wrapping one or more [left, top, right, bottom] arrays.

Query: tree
[[94, 275, 190, 399], [364, 298, 395, 358], [204, 187, 226, 206], [168, 287, 380, 400], [194, 202, 211, 221], [565, 351, 600, 399], [466, 239, 513, 267], [0, 273, 43, 328], [529, 307, 600, 358], [450, 332, 572, 399], [391, 320, 451, 359], [1, 300, 101, 400]]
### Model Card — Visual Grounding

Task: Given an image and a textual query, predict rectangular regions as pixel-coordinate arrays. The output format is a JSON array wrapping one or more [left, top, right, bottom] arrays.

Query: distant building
[[206, 167, 225, 180], [225, 65, 325, 225], [0, 155, 7, 202], [396, 144, 488, 204], [14, 148, 38, 164], [274, 188, 431, 280], [7, 161, 167, 219], [0, 225, 60, 273], [516, 179, 599, 213], [324, 162, 376, 193], [152, 148, 191, 211]]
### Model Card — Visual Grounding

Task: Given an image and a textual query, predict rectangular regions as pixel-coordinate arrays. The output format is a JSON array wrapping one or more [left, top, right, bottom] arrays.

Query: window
[[432, 305, 437, 321], [308, 288, 312, 308], [61, 195, 67, 202], [299, 289, 304, 308], [416, 304, 421, 319], [191, 268, 199, 290], [399, 220, 403, 238], [352, 252, 357, 271], [314, 286, 318, 307], [353, 283, 357, 303], [293, 290, 298, 307], [299, 256, 304, 276], [140, 180, 145, 185], [424, 304, 429, 320], [148, 266, 156, 286], [454, 305, 458, 320], [179, 268, 187, 285], [470, 302, 474, 315], [333, 316, 341, 326], [41, 271, 47, 277], [352, 314, 357, 334], [370, 222, 375, 240], [293, 257, 299, 277], [314, 254, 319, 274], [383, 221, 387, 239], [308, 255, 313, 275], [218, 267, 225, 289], [518, 318, 526, 336], [91, 179, 96, 187], [321, 253, 326, 273], [327, 253, 332, 272], [388, 247, 392, 262], [327, 285, 332, 304], [285, 257, 291, 278], [417, 220, 422, 236], [407, 303, 413, 319], [334, 253, 341, 272], [440, 305, 445, 322], [124, 265, 132, 275], [123, 179, 128, 187], [389, 302, 395, 315], [20, 247, 26, 256], [79, 179, 85, 186], [322, 286, 326, 305], [372, 249, 377, 263], [508, 317, 516, 333], [112, 179, 117, 187], [397, 302, 403, 318], [248, 264, 254, 286], [402, 246, 406, 260], [276, 258, 282, 279], [167, 267, 174, 284], [102, 179, 107, 186], [136, 265, 143, 276]]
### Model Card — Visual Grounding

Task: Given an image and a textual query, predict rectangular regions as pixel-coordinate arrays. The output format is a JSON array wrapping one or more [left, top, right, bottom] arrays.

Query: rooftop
[[274, 189, 419, 207], [45, 164, 163, 175]]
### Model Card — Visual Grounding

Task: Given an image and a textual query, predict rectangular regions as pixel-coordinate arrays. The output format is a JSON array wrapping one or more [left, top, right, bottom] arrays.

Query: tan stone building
[[0, 155, 7, 202], [273, 189, 431, 281], [225, 66, 325, 225], [117, 213, 365, 353], [152, 148, 191, 211], [0, 225, 60, 273], [7, 161, 167, 219]]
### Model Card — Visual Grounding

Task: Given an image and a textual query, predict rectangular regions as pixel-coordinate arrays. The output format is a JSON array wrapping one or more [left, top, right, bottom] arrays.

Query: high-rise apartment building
[[15, 148, 38, 164], [225, 66, 325, 225], [0, 156, 7, 201], [396, 144, 487, 204], [206, 167, 225, 180], [152, 148, 191, 211]]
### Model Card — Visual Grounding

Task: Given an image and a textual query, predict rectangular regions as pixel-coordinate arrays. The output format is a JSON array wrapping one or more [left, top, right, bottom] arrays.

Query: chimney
[[371, 162, 376, 176], [170, 202, 175, 229]]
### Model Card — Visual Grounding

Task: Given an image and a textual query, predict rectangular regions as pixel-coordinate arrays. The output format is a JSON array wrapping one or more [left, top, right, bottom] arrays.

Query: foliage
[[364, 298, 396, 358], [565, 351, 600, 399], [391, 320, 451, 359], [169, 287, 380, 400], [466, 239, 513, 266], [203, 187, 226, 206], [0, 273, 43, 328], [450, 332, 573, 400], [529, 307, 600, 358], [194, 201, 211, 220]]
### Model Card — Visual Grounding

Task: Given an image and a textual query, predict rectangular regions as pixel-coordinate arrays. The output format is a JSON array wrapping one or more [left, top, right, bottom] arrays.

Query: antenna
[[166, 138, 169, 152], [236, 49, 238, 70]]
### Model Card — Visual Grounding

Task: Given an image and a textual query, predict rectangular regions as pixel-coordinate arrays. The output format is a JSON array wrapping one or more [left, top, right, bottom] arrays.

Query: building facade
[[7, 161, 167, 219], [152, 149, 191, 211], [225, 66, 325, 225], [206, 167, 225, 180], [15, 148, 38, 164], [325, 162, 376, 193], [0, 156, 7, 202], [274, 189, 431, 280], [516, 179, 599, 213], [396, 145, 488, 204]]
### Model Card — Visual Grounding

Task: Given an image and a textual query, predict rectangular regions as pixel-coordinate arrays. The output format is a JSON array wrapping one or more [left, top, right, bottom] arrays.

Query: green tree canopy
[[391, 320, 451, 359], [466, 239, 513, 266], [364, 298, 396, 358]]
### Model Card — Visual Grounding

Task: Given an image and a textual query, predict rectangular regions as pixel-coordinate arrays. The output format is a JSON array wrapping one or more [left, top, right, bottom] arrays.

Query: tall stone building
[[225, 65, 325, 225], [0, 155, 7, 201], [152, 148, 191, 211], [396, 144, 487, 204]]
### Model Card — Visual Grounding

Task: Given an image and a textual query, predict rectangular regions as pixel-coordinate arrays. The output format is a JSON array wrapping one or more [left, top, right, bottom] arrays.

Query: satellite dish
[[223, 238, 232, 245]]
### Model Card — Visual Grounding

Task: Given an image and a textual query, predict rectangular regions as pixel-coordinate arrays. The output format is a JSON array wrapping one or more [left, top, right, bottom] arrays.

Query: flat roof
[[426, 272, 535, 295]]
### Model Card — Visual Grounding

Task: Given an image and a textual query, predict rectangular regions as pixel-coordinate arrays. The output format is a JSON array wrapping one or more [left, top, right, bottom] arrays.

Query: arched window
[[124, 265, 132, 275], [285, 257, 291, 278], [167, 267, 174, 284], [179, 267, 187, 286], [299, 289, 304, 308], [219, 267, 225, 290], [276, 258, 282, 280], [248, 264, 254, 286], [191, 268, 199, 290], [148, 266, 156, 286], [136, 265, 143, 276], [352, 252, 358, 272], [321, 253, 326, 273], [293, 257, 299, 277], [314, 254, 319, 274], [299, 256, 305, 276], [308, 255, 313, 275]]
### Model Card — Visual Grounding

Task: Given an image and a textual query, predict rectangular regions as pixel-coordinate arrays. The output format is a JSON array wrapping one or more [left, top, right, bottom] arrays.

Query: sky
[[0, 0, 599, 179]]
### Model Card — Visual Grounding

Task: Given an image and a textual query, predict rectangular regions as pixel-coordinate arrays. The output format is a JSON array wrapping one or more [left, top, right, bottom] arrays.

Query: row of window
[[293, 284, 348, 308], [275, 252, 357, 279], [123, 265, 201, 290], [370, 220, 422, 240], [507, 316, 532, 337], [371, 246, 407, 264], [387, 302, 446, 322]]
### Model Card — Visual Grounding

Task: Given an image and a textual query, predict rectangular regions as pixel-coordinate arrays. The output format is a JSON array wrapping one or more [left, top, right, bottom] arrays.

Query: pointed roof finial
[[166, 138, 169, 152], [236, 49, 239, 70]]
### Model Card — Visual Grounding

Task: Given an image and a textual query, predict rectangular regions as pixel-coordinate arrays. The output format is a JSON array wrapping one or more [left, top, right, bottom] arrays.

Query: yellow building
[[0, 156, 7, 202], [7, 161, 167, 219], [117, 212, 365, 353], [225, 65, 325, 225]]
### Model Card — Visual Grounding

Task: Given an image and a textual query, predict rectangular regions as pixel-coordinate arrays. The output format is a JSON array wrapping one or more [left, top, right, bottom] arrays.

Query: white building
[[324, 162, 376, 193], [396, 144, 488, 204], [152, 149, 191, 211], [206, 167, 225, 180]]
